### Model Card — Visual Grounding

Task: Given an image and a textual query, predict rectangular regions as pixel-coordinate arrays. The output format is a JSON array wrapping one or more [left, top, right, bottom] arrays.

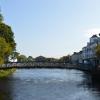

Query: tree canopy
[[0, 13, 16, 64], [0, 23, 16, 50], [17, 55, 27, 62], [96, 45, 100, 59], [58, 55, 71, 63], [0, 13, 3, 22], [27, 56, 34, 62], [0, 37, 12, 63]]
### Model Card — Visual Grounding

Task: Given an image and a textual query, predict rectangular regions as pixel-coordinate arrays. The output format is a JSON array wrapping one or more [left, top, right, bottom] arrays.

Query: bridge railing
[[0, 62, 71, 68]]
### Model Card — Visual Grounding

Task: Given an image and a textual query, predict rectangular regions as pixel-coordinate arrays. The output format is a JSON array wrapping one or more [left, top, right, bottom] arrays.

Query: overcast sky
[[1, 0, 100, 58]]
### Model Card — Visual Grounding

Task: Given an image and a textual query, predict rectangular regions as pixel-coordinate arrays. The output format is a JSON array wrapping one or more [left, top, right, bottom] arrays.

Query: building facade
[[71, 34, 100, 67], [82, 35, 100, 66], [71, 52, 79, 64]]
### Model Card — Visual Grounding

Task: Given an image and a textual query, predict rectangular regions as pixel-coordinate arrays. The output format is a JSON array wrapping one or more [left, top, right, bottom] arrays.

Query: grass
[[0, 68, 16, 78]]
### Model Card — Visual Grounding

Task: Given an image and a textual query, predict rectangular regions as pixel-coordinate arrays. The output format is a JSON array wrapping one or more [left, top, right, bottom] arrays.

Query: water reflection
[[84, 75, 100, 92], [80, 73, 100, 98], [90, 78, 100, 92], [0, 69, 100, 100], [0, 78, 12, 100]]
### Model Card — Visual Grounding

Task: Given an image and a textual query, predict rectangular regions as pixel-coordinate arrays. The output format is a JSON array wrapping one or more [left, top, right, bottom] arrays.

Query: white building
[[71, 52, 79, 64], [82, 34, 100, 66], [78, 51, 83, 64]]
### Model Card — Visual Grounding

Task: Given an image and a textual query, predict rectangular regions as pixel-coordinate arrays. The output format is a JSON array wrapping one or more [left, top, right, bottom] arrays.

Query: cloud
[[85, 28, 100, 37]]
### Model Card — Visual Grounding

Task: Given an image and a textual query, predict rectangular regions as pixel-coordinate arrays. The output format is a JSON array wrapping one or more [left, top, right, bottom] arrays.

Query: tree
[[95, 44, 100, 66], [96, 45, 100, 59], [35, 56, 46, 62], [0, 13, 3, 22], [9, 51, 20, 62], [0, 13, 16, 63], [27, 56, 34, 62], [0, 23, 16, 50], [0, 37, 12, 64], [17, 55, 27, 62], [58, 55, 71, 63], [46, 58, 58, 62], [0, 57, 4, 64]]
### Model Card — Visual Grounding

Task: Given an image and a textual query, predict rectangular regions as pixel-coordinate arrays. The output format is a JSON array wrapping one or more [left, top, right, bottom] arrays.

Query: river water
[[0, 69, 100, 100]]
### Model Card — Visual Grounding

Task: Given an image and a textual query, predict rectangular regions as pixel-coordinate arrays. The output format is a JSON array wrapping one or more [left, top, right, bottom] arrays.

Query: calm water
[[0, 69, 100, 100]]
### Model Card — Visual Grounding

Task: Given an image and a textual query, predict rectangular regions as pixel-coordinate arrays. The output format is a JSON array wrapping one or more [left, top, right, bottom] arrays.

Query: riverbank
[[0, 68, 16, 78]]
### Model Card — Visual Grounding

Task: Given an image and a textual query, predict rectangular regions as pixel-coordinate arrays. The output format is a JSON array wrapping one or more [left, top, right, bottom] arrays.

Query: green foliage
[[96, 45, 100, 59], [17, 55, 27, 62], [27, 56, 34, 62], [0, 57, 4, 64], [0, 68, 16, 78], [10, 51, 20, 61], [0, 37, 12, 64], [46, 58, 58, 62], [0, 13, 16, 64], [0, 13, 3, 22], [59, 55, 71, 63], [0, 23, 16, 50], [35, 56, 46, 62]]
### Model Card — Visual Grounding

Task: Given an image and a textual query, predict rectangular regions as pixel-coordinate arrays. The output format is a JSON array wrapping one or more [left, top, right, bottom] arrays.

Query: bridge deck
[[0, 62, 77, 69]]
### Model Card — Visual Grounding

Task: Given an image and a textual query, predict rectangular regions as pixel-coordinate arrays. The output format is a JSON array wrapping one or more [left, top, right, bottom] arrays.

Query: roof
[[91, 35, 98, 38]]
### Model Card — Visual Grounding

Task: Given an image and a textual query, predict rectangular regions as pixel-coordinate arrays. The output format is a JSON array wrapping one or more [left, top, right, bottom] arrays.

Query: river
[[0, 69, 100, 100]]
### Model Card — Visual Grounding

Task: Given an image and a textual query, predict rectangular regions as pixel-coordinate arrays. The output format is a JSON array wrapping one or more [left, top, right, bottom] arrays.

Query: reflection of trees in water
[[0, 78, 12, 100], [89, 77, 100, 92], [0, 92, 12, 100], [80, 73, 100, 93]]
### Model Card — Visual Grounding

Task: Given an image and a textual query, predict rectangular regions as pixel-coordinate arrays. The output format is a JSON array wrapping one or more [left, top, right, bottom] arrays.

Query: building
[[71, 51, 83, 64], [71, 34, 100, 67], [71, 52, 79, 64], [78, 51, 83, 64], [82, 34, 100, 66], [35, 56, 46, 62]]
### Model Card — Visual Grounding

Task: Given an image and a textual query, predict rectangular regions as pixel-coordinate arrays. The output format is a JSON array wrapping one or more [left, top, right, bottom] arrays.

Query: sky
[[1, 0, 100, 58]]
